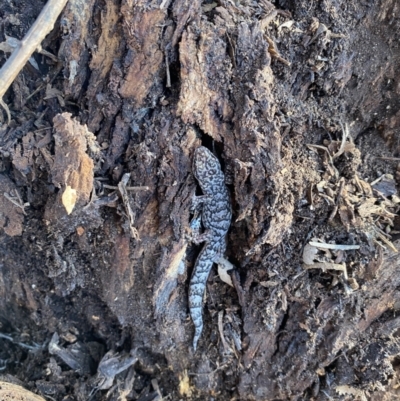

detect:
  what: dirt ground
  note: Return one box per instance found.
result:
[1,0,400,400]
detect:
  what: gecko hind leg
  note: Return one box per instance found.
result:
[189,215,213,245]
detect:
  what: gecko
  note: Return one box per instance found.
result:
[189,146,232,350]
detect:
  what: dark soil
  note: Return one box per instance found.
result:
[1,0,400,400]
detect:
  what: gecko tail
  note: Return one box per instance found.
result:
[189,248,215,350]
[192,310,203,351]
[189,296,204,351]
[189,283,207,351]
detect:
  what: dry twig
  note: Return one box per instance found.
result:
[0,0,68,124]
[4,189,29,214]
[308,241,360,251]
[218,311,232,354]
[328,177,345,222]
[303,262,348,280]
[332,122,351,160]
[118,173,140,240]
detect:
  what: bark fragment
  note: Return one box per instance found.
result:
[0,174,24,236]
[44,112,95,222]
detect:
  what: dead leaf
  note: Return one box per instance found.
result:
[217,257,235,287]
[335,385,367,401]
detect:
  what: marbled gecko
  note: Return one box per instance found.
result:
[189,146,232,350]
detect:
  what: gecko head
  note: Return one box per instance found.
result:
[193,146,221,180]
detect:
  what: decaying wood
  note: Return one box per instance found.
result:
[44,112,95,223]
[2,0,400,400]
[0,174,25,236]
[0,381,45,401]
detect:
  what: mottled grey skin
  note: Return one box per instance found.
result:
[189,146,231,350]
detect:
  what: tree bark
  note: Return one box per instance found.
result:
[1,0,400,400]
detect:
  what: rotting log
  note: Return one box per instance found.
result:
[1,0,400,400]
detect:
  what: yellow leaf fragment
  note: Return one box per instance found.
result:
[178,370,192,397]
[62,185,77,215]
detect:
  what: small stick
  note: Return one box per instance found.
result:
[25,84,46,101]
[0,0,68,123]
[3,190,28,215]
[332,122,349,160]
[218,311,232,353]
[374,230,398,253]
[0,99,10,124]
[328,177,345,222]
[370,175,384,186]
[265,36,291,66]
[151,379,163,401]
[318,193,335,204]
[118,173,140,240]
[0,332,42,350]
[165,48,171,88]
[303,262,348,280]
[309,241,360,251]
[103,184,150,191]
[375,157,400,161]
[307,143,339,179]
